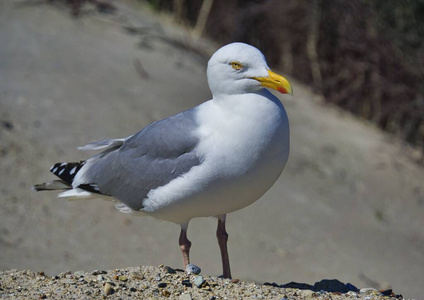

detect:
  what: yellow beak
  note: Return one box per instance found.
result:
[252,69,293,95]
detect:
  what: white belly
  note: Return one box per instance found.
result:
[143,91,289,224]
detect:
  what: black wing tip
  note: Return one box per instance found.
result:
[50,161,86,184]
[77,183,102,194]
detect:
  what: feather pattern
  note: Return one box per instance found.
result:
[71,109,202,210]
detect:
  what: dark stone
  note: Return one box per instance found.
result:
[380,289,393,296]
[164,266,176,274]
[181,279,192,287]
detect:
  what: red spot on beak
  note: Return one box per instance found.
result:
[277,87,287,94]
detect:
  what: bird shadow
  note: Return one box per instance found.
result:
[263,279,396,297]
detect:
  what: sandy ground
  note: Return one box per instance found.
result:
[0,266,402,299]
[0,1,423,299]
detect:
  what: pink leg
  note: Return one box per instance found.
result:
[179,224,191,268]
[217,215,232,279]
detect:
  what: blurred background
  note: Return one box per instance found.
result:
[148,0,424,156]
[1,0,423,298]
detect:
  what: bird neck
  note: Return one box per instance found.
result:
[212,89,284,113]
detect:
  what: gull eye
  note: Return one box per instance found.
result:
[230,61,243,70]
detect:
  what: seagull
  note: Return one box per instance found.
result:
[33,42,293,279]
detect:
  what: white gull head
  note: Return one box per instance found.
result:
[207,42,292,97]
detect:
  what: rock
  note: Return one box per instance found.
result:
[73,271,85,278]
[181,279,192,287]
[118,275,128,282]
[162,289,171,297]
[58,271,71,277]
[360,287,380,295]
[185,264,201,275]
[193,275,205,288]
[158,282,167,288]
[231,279,240,283]
[104,283,114,295]
[164,266,176,274]
[380,289,393,296]
[298,289,315,297]
[180,293,192,300]
[130,271,144,280]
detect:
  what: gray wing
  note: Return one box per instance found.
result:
[75,109,201,210]
[77,138,127,151]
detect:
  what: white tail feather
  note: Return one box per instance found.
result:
[58,188,96,199]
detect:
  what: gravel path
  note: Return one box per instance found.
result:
[0,266,405,299]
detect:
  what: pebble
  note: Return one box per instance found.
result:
[130,271,144,280]
[381,289,393,296]
[360,287,380,294]
[193,275,205,288]
[298,289,315,297]
[181,279,192,287]
[180,293,192,300]
[58,270,71,277]
[164,266,176,274]
[104,283,114,295]
[73,271,85,278]
[119,275,128,282]
[158,282,167,288]
[185,264,201,275]
[162,289,171,297]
